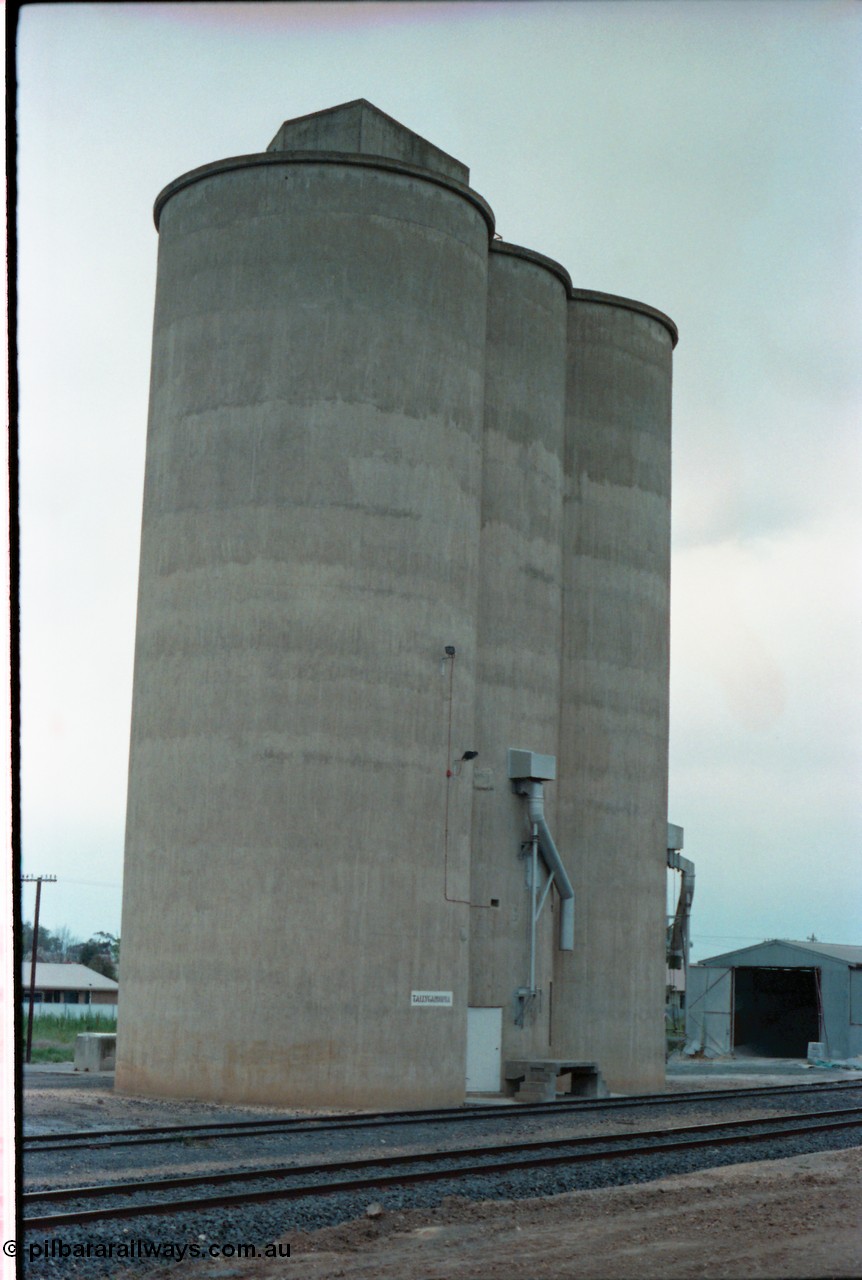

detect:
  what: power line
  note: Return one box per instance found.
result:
[60,879,121,889]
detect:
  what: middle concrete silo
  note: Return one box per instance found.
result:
[468,242,570,1078]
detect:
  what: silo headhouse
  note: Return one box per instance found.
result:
[117,100,678,1107]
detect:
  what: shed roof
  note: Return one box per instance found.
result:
[698,939,862,968]
[21,963,119,992]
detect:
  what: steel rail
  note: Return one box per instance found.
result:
[23,1107,862,1231]
[22,1079,862,1153]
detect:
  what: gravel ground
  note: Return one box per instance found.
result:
[22,1070,346,1137]
[23,1086,862,1192]
[203,1147,862,1280]
[19,1067,862,1279]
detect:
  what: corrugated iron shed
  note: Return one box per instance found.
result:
[687,939,861,1061]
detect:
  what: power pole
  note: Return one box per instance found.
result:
[22,875,57,1064]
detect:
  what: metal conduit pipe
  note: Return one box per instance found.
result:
[667,850,695,914]
[667,848,695,973]
[522,781,575,952]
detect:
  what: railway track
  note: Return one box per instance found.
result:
[23,1104,862,1231]
[22,1078,862,1152]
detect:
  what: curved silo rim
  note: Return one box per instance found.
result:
[569,287,678,349]
[490,240,573,295]
[153,150,496,236]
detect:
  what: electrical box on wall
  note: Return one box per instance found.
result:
[507,749,556,782]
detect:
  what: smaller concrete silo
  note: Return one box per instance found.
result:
[556,291,677,1092]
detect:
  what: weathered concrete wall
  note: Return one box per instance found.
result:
[469,245,569,1068]
[556,293,675,1093]
[117,140,490,1107]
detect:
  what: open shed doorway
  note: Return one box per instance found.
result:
[733,967,820,1057]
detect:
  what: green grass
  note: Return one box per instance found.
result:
[23,1010,117,1062]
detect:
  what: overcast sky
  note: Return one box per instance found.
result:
[16,1,861,961]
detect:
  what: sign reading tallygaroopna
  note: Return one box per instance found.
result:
[410,991,453,1007]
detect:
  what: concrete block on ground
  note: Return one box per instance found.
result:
[75,1033,116,1072]
[504,1058,607,1102]
[514,1080,556,1104]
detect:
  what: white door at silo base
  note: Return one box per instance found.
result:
[466,1006,503,1093]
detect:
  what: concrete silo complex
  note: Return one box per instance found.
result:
[117,100,677,1107]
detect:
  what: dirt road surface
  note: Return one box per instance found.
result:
[133,1147,861,1280]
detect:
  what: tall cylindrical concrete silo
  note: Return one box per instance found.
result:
[117,100,679,1107]
[117,102,493,1107]
[555,291,677,1092]
[467,243,569,1076]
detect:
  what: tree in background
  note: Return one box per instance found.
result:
[78,932,120,981]
[43,924,80,961]
[20,924,120,977]
[20,921,73,960]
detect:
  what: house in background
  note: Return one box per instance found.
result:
[21,963,118,1010]
[685,939,862,1061]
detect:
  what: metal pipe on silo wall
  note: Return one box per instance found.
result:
[556,290,677,1094]
[521,782,575,952]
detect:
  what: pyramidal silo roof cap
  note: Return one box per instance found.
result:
[266,99,470,186]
